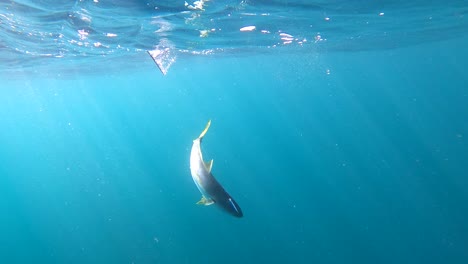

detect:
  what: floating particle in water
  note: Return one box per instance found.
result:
[185,0,206,11]
[315,34,322,42]
[279,32,294,44]
[78,29,88,40]
[199,30,209,37]
[279,32,293,38]
[240,26,256,32]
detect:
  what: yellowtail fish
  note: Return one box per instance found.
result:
[189,120,243,218]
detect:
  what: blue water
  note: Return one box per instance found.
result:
[1,1,468,263]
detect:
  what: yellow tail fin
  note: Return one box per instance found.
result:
[198,119,211,139]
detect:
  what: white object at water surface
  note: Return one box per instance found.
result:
[240,26,256,32]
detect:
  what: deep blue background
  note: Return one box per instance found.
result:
[1,37,468,263]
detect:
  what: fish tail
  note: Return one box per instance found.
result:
[198,119,211,139]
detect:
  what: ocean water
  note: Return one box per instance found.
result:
[1,0,468,263]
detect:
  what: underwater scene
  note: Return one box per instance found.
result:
[1,0,468,263]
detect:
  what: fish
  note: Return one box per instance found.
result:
[189,120,243,218]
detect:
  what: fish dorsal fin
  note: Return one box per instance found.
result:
[204,159,213,172]
[196,196,214,206]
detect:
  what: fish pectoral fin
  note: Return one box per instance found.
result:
[204,159,213,172]
[196,196,215,206]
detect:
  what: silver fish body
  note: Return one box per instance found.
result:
[189,120,243,218]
